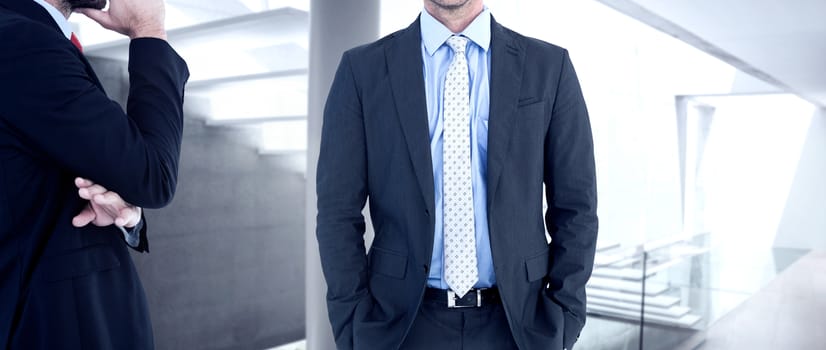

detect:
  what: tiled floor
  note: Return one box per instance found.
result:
[695,250,826,349]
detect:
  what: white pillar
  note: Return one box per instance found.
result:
[306,1,380,349]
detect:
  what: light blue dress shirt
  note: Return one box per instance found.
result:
[421,8,495,289]
[33,0,141,248]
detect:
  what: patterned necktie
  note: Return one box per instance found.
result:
[442,35,478,298]
[70,33,83,52]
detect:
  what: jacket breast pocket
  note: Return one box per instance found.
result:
[368,245,408,279]
[42,244,120,282]
[517,97,546,118]
[514,98,548,150]
[525,249,550,282]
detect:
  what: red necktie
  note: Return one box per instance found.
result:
[70,33,83,52]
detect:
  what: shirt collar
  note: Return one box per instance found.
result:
[32,0,72,39]
[421,6,491,56]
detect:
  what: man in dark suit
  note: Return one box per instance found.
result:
[0,0,188,348]
[316,1,598,349]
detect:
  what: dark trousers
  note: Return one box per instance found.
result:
[399,291,519,350]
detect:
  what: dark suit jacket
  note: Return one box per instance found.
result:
[317,16,598,350]
[0,0,188,348]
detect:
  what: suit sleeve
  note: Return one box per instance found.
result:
[315,52,371,350]
[543,50,598,350]
[0,21,189,209]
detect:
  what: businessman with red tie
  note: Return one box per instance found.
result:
[0,0,188,348]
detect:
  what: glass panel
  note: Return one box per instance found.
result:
[580,241,644,350]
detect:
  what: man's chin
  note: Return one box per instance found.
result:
[68,0,107,11]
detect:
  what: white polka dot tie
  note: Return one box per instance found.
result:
[442,35,478,298]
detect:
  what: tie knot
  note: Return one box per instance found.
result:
[446,35,468,54]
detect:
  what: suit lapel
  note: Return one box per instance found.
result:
[386,18,436,215]
[77,55,105,89]
[486,18,524,208]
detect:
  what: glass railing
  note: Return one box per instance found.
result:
[576,233,808,349]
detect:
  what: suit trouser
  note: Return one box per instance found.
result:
[399,291,519,350]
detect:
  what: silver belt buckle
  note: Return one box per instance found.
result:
[447,289,483,308]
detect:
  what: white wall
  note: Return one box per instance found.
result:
[690,94,815,250]
[775,108,826,250]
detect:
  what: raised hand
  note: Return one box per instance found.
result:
[76,0,167,40]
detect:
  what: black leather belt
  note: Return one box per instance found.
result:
[424,287,500,308]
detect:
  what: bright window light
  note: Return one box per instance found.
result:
[260,120,308,154]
